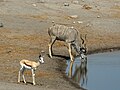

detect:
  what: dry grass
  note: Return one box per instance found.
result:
[111,5,120,10]
[30,15,48,20]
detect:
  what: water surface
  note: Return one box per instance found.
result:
[66,51,120,90]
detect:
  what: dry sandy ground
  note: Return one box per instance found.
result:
[0,0,120,90]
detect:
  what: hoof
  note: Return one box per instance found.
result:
[33,83,36,85]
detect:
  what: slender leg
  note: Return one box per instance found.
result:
[21,68,26,84]
[68,43,74,62]
[68,61,74,78]
[18,70,21,83]
[48,36,56,58]
[22,75,26,84]
[31,69,36,85]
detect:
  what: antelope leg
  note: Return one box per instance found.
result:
[48,36,56,58]
[68,61,74,78]
[18,70,21,83]
[68,43,74,62]
[32,69,36,85]
[21,68,26,84]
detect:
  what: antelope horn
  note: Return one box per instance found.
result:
[40,50,45,57]
[84,34,87,48]
[85,34,87,41]
[80,34,85,45]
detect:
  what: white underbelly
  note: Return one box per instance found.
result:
[23,64,32,70]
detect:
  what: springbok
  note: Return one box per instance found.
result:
[48,24,87,62]
[18,51,45,85]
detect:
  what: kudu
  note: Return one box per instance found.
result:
[48,24,87,62]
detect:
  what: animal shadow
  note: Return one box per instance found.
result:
[18,81,33,85]
[48,54,70,60]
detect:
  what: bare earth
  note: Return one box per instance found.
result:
[0,0,120,90]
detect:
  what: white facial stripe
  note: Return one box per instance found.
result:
[39,57,44,63]
[82,49,85,52]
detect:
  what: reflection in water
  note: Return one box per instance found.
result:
[67,57,88,87]
[66,51,120,90]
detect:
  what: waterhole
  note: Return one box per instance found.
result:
[66,51,120,90]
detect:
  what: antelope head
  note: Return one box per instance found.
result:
[39,50,45,64]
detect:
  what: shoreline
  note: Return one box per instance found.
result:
[59,46,120,89]
[88,47,120,55]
